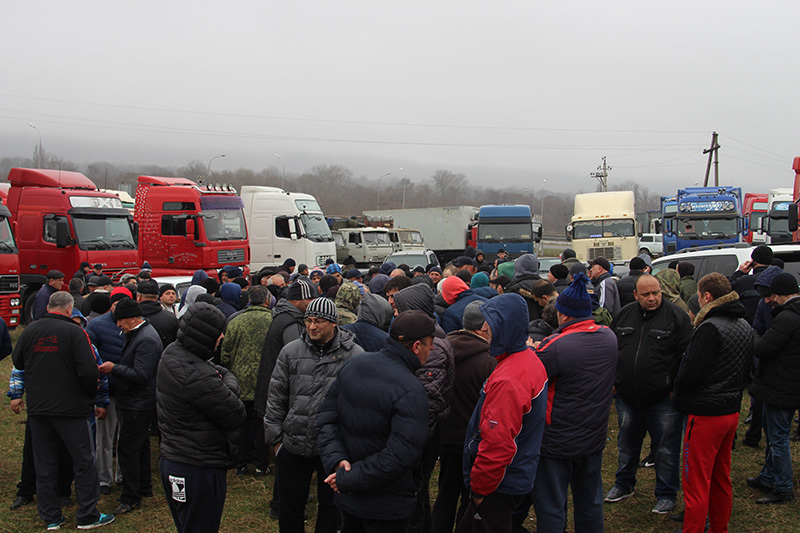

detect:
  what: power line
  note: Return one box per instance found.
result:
[0,113,718,152]
[720,134,793,162]
[0,93,708,135]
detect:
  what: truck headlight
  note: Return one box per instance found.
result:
[10,298,19,307]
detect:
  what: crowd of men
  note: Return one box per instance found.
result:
[3,244,799,532]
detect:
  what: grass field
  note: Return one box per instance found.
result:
[0,330,798,532]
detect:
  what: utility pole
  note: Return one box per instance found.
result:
[703,132,720,187]
[591,156,610,191]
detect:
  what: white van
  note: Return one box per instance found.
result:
[638,233,664,257]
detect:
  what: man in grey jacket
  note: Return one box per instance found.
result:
[264,297,363,533]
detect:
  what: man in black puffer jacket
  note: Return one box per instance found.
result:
[674,273,753,531]
[607,274,692,515]
[316,311,434,532]
[747,272,800,505]
[157,302,246,533]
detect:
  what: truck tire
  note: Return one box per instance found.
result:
[638,248,650,256]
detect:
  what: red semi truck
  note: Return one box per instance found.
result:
[135,176,249,277]
[5,168,139,323]
[0,200,21,328]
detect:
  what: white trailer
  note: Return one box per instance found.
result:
[362,206,478,263]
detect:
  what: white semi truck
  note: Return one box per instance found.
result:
[240,186,335,270]
[566,191,638,263]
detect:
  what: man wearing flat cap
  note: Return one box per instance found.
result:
[98,298,162,516]
[316,310,437,532]
[33,270,65,321]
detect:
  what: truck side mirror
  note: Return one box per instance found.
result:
[536,226,543,242]
[654,220,661,234]
[56,219,71,248]
[185,218,196,240]
[132,221,139,243]
[288,218,299,241]
[789,204,798,232]
[565,224,573,241]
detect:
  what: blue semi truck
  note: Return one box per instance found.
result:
[672,186,742,252]
[660,195,678,254]
[476,204,541,259]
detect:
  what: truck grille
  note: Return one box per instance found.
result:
[0,275,20,294]
[217,248,245,263]
[588,246,622,261]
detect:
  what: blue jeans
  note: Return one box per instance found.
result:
[759,405,794,494]
[613,395,682,500]
[533,452,604,533]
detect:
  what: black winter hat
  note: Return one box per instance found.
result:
[629,257,647,271]
[113,298,142,320]
[549,263,569,280]
[770,273,799,296]
[751,245,774,265]
[137,280,159,295]
[159,283,176,297]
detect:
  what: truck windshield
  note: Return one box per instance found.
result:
[202,209,247,241]
[300,213,333,242]
[572,219,636,239]
[478,223,532,242]
[676,217,738,239]
[0,218,17,254]
[363,232,391,245]
[73,215,136,250]
[399,231,424,245]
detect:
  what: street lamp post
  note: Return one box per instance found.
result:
[399,167,408,209]
[29,123,42,168]
[275,154,285,190]
[376,172,392,210]
[207,154,226,179]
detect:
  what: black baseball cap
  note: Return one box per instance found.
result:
[390,310,445,342]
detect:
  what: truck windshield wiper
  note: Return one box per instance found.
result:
[81,238,111,250]
[0,241,15,253]
[110,238,135,248]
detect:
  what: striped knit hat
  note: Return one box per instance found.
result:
[286,278,315,300]
[305,297,338,323]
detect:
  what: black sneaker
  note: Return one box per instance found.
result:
[10,495,33,510]
[236,465,248,475]
[756,490,795,504]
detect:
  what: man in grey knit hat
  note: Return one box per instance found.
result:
[264,296,363,532]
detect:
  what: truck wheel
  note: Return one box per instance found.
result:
[23,293,37,325]
[638,248,650,256]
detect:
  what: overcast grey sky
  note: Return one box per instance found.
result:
[2,1,799,196]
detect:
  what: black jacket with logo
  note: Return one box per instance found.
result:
[12,312,97,418]
[612,299,693,407]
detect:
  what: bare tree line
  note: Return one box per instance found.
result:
[0,151,665,235]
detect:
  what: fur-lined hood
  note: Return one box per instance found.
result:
[693,291,740,328]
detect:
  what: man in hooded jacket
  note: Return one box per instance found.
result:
[156,302,246,533]
[340,293,392,352]
[504,254,543,321]
[459,293,549,533]
[441,276,488,333]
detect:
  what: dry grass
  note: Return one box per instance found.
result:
[0,326,798,532]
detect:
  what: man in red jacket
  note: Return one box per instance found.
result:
[459,293,549,533]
